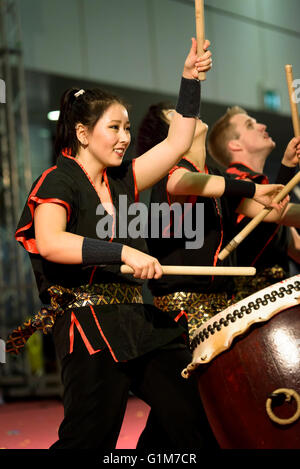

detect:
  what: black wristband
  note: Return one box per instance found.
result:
[223,177,256,199]
[82,237,123,266]
[275,164,296,185]
[176,77,201,118]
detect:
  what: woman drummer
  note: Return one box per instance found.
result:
[7,38,219,449]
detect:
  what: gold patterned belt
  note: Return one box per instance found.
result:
[61,283,143,308]
[154,291,233,339]
[234,265,287,302]
[6,283,143,355]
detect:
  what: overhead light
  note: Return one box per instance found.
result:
[47,110,60,121]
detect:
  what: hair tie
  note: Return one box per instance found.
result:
[74,89,85,98]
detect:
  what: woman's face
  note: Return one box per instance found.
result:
[85,102,131,167]
[162,109,208,138]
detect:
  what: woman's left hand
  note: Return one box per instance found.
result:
[183,38,212,80]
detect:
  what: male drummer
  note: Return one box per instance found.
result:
[207,107,300,299]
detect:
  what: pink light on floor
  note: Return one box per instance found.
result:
[0,397,150,449]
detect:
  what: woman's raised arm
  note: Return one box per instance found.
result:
[134,38,212,192]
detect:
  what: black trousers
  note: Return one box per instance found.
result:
[50,329,218,450]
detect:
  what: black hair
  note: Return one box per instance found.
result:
[135,101,174,156]
[54,87,129,156]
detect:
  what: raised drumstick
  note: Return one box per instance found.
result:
[195,0,206,81]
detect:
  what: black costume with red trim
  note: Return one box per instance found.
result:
[15,151,186,362]
[14,151,218,449]
[226,162,290,273]
[147,157,242,297]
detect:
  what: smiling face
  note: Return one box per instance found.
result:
[229,113,276,156]
[83,102,131,167]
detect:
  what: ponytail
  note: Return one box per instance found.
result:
[54,88,78,157]
[54,87,128,157]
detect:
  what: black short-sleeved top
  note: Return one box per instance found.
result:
[16,151,186,361]
[147,157,242,296]
[226,162,290,272]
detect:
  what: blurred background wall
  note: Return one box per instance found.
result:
[18,0,300,182]
[0,0,299,398]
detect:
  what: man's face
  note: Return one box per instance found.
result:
[229,113,276,155]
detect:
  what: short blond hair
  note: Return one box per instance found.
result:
[207,106,247,167]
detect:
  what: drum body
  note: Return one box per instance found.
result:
[185,276,300,449]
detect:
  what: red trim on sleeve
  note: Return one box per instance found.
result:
[14,236,38,254]
[89,305,119,362]
[15,165,65,254]
[132,159,139,203]
[30,197,71,221]
[69,311,101,355]
[15,197,72,254]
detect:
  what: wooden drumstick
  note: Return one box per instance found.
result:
[285,65,300,137]
[120,265,256,276]
[218,171,300,260]
[195,0,206,81]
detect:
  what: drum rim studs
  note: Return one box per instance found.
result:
[190,280,300,354]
